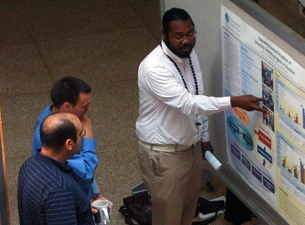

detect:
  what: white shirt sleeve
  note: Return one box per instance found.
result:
[141,67,232,117]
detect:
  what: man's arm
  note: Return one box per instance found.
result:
[81,116,93,138]
[142,68,267,117]
[45,190,78,224]
[201,141,214,160]
[67,137,98,188]
[67,116,98,189]
[198,115,214,159]
[45,189,94,225]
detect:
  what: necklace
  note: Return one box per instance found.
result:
[161,43,201,125]
[165,54,198,95]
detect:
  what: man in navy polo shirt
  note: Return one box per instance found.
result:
[18,112,94,224]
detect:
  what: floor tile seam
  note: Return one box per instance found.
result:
[126,0,161,43]
[10,1,56,78]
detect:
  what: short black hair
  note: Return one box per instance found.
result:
[50,76,91,108]
[162,8,194,35]
[40,115,77,151]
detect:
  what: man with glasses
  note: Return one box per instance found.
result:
[19,112,95,224]
[136,8,267,225]
[32,76,100,200]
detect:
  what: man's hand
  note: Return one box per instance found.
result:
[231,95,268,113]
[81,116,93,138]
[91,196,112,215]
[201,141,214,160]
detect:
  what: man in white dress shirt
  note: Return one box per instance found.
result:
[136,8,267,225]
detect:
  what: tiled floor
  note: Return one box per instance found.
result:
[1,1,160,224]
[1,0,304,224]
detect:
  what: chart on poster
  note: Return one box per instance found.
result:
[221,5,305,225]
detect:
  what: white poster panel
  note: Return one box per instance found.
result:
[222,5,305,225]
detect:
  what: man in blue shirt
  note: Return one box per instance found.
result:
[32,76,100,199]
[19,112,95,225]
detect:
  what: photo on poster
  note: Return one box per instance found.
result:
[262,105,274,131]
[261,61,274,90]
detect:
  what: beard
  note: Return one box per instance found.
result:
[164,39,195,58]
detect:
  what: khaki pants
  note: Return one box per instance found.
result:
[138,144,202,225]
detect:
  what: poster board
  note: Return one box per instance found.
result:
[0,105,9,225]
[160,0,305,224]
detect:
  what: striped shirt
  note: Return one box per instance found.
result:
[18,152,94,225]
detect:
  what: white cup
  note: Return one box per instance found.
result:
[205,151,222,170]
[92,200,110,225]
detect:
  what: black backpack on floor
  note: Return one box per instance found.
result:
[119,191,225,225]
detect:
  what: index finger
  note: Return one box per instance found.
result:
[253,105,268,113]
[255,97,267,102]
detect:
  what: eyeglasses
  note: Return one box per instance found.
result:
[171,30,197,41]
[80,129,86,137]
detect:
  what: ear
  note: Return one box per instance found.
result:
[61,102,72,111]
[65,139,74,151]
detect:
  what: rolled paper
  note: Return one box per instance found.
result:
[205,151,222,170]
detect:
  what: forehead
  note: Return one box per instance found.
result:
[168,19,194,33]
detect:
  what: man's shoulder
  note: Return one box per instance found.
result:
[21,156,74,187]
[141,45,166,64]
[34,104,53,128]
[37,105,53,120]
[19,155,35,173]
[19,156,52,184]
[140,46,171,72]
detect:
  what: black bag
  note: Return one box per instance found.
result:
[119,191,152,225]
[193,197,225,225]
[119,192,225,225]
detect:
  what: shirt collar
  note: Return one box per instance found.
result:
[161,40,186,64]
[34,150,73,174]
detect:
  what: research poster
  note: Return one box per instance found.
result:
[221,5,305,225]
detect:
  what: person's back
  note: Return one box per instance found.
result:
[19,112,94,224]
[18,153,93,225]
